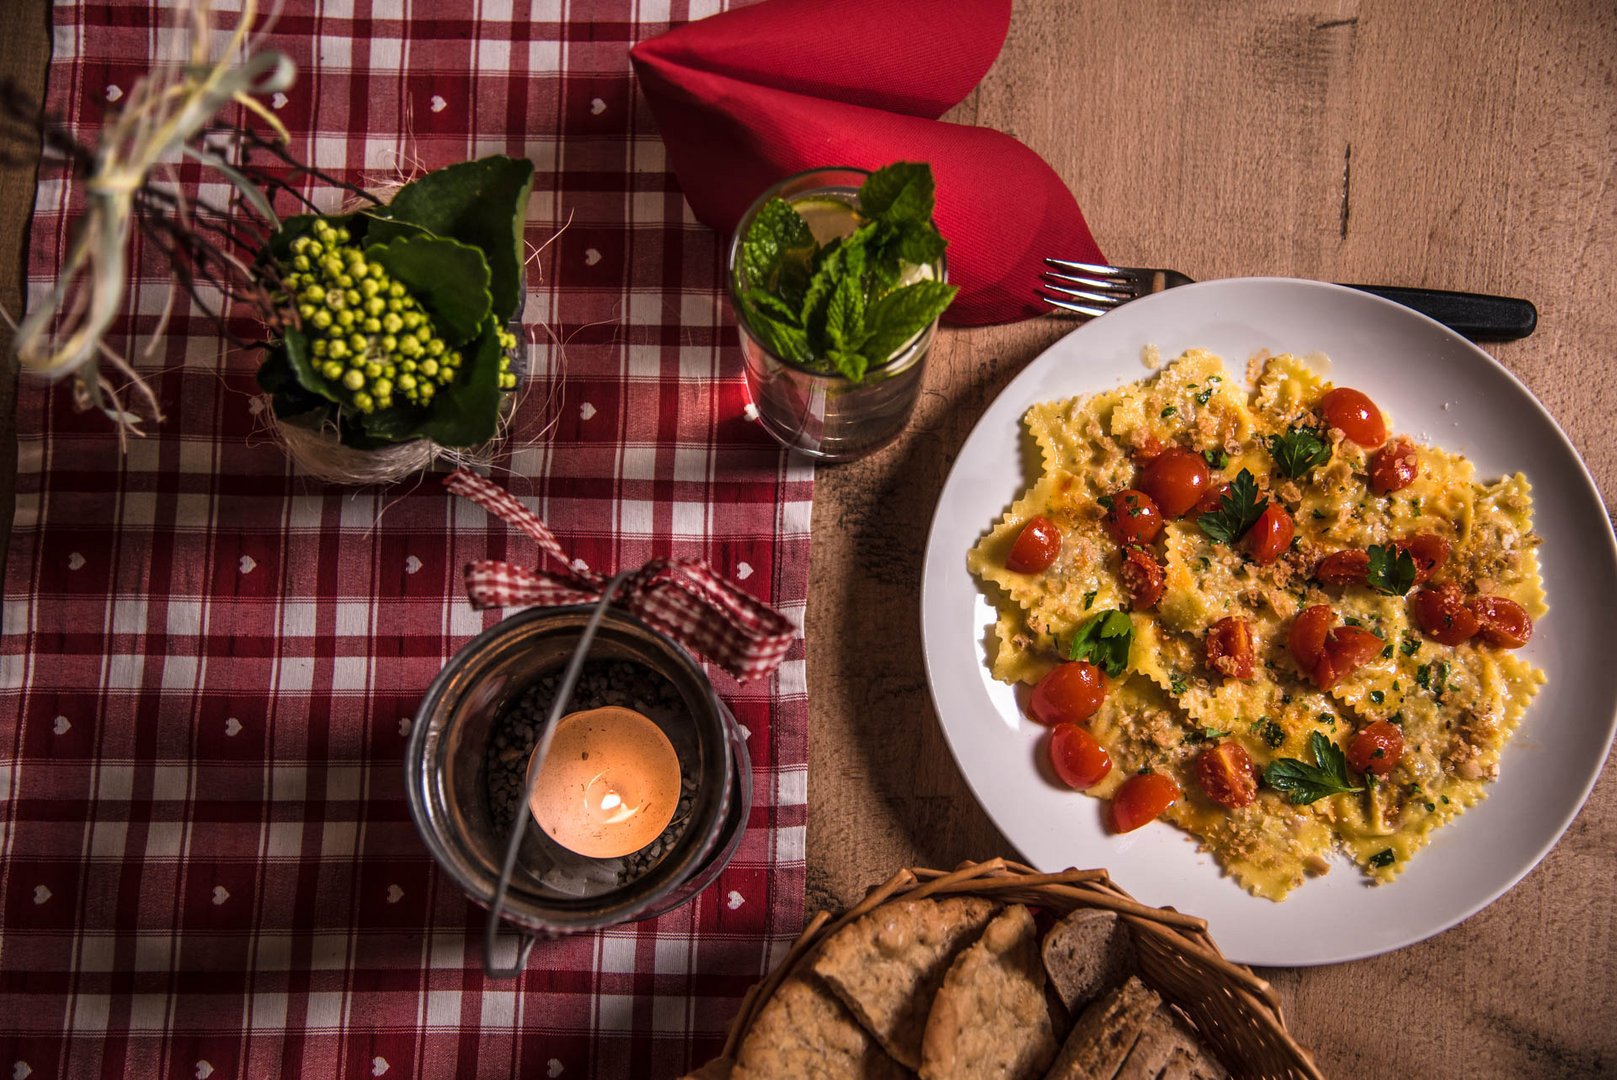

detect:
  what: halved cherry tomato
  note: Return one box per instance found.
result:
[1006,514,1063,573]
[1139,448,1211,518]
[1194,482,1230,516]
[1049,723,1113,790]
[1370,439,1419,494]
[1471,595,1533,648]
[1110,772,1182,833]
[1324,626,1384,683]
[1347,721,1405,776]
[1104,490,1163,546]
[1243,503,1294,564]
[1030,661,1106,726]
[1195,742,1258,809]
[1395,533,1451,585]
[1315,549,1370,585]
[1289,605,1333,670]
[1206,616,1255,680]
[1121,545,1165,610]
[1412,582,1480,645]
[1319,387,1388,447]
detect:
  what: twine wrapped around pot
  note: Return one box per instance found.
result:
[712,858,1323,1080]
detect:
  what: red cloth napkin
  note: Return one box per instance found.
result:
[631,0,1106,326]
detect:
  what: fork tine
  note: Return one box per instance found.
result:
[1038,292,1110,318]
[1042,270,1133,294]
[1044,257,1126,276]
[1041,281,1126,308]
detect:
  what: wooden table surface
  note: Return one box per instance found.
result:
[3,2,1615,1077]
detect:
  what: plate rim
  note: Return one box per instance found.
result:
[919,276,1617,966]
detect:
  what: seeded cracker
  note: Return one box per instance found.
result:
[919,905,1055,1080]
[811,896,998,1069]
[731,975,908,1080]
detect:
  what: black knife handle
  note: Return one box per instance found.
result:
[1338,284,1538,342]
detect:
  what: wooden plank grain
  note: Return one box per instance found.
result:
[805,1,1617,1077]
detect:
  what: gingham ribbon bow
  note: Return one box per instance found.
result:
[445,469,796,682]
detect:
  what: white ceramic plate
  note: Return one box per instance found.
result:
[921,278,1617,966]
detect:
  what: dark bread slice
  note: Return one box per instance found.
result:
[1041,909,1137,1014]
[1042,975,1160,1080]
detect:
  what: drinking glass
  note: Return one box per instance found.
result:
[727,167,946,462]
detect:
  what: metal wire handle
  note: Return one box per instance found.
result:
[482,570,633,979]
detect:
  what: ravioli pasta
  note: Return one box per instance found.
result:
[968,348,1547,900]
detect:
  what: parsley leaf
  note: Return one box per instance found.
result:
[1268,424,1333,479]
[1196,468,1268,546]
[1416,663,1432,691]
[1082,589,1097,610]
[1263,731,1365,805]
[1365,543,1418,595]
[1368,848,1396,869]
[1400,633,1421,657]
[1160,405,1178,419]
[1202,448,1228,470]
[1184,726,1230,744]
[1067,609,1133,677]
[1253,716,1286,749]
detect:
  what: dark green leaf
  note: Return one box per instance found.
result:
[825,349,869,382]
[743,288,801,329]
[742,197,816,296]
[366,235,492,347]
[894,221,947,266]
[274,327,341,404]
[1365,543,1418,596]
[258,338,334,422]
[1196,468,1269,546]
[745,308,813,366]
[1268,424,1333,479]
[1368,848,1396,869]
[361,314,504,448]
[1067,609,1133,677]
[366,155,535,322]
[858,161,935,223]
[1203,448,1228,470]
[860,279,957,363]
[1262,731,1364,805]
[1253,717,1286,749]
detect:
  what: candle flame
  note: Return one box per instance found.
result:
[585,772,643,826]
[599,791,623,812]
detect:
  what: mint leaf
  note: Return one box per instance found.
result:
[858,162,935,223]
[744,288,801,329]
[1067,609,1133,677]
[747,310,812,365]
[825,271,867,353]
[743,198,815,294]
[860,279,957,363]
[1263,731,1364,805]
[895,220,947,266]
[826,349,868,382]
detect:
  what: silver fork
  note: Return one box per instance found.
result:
[1039,259,1538,342]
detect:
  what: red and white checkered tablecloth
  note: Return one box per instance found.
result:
[1,2,810,1077]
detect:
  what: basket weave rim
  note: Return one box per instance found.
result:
[718,858,1323,1080]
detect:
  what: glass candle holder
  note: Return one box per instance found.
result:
[727,167,947,462]
[405,605,749,945]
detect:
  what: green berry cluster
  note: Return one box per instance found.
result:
[280,220,519,414]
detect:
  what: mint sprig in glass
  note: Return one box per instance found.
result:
[728,163,958,461]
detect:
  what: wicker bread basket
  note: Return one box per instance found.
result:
[716,858,1322,1080]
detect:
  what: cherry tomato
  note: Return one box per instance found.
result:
[1120,545,1165,610]
[1369,439,1419,494]
[1471,595,1533,648]
[1319,387,1388,447]
[1030,661,1106,726]
[1130,436,1165,468]
[1289,605,1333,670]
[1195,742,1258,809]
[1049,723,1113,790]
[1243,503,1294,565]
[1347,721,1405,776]
[1395,533,1451,585]
[1007,514,1063,573]
[1315,549,1370,585]
[1139,448,1211,518]
[1206,616,1255,680]
[1104,490,1163,546]
[1325,626,1384,682]
[1110,772,1182,833]
[1194,482,1230,516]
[1412,582,1480,645]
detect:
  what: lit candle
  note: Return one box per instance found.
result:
[527,706,682,859]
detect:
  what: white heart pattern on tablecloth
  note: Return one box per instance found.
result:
[33,886,50,905]
[726,890,744,910]
[387,884,403,904]
[212,886,229,906]
[225,718,242,737]
[735,562,753,580]
[404,555,423,575]
[579,402,596,421]
[194,1063,212,1080]
[429,95,446,113]
[105,85,122,102]
[372,1057,390,1077]
[239,555,256,574]
[14,1062,32,1080]
[398,717,412,737]
[68,552,85,571]
[52,716,70,736]
[271,92,288,110]
[590,98,606,115]
[584,248,601,266]
[742,403,760,422]
[546,1060,564,1078]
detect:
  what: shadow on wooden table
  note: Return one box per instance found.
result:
[804,318,1072,912]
